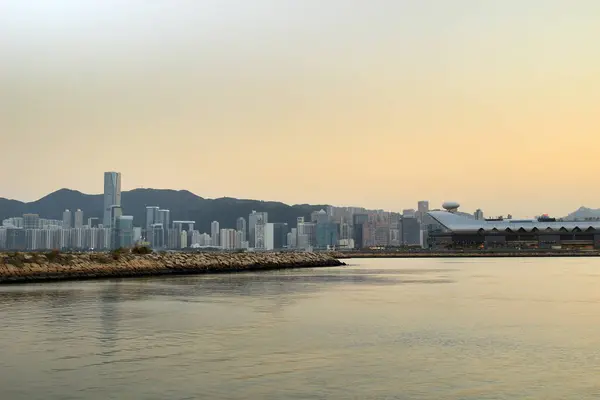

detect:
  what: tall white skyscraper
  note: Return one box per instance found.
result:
[255,222,266,249]
[211,221,220,246]
[248,211,268,248]
[62,209,72,229]
[264,223,275,250]
[74,209,84,229]
[103,171,122,228]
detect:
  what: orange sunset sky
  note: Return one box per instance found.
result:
[1,0,599,217]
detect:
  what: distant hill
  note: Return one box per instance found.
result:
[0,189,329,232]
[563,206,600,221]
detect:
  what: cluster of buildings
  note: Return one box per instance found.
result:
[0,169,436,251]
[143,203,435,251]
[17,171,592,252]
[0,172,137,251]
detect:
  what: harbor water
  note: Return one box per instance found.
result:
[1,257,600,399]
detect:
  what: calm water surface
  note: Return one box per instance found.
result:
[2,257,600,399]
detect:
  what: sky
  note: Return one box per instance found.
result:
[1,0,599,217]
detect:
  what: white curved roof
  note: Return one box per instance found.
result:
[428,210,600,233]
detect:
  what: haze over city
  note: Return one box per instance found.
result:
[2,0,599,217]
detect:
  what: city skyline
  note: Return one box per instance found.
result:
[0,182,597,220]
[3,170,600,252]
[2,1,600,217]
[0,171,429,251]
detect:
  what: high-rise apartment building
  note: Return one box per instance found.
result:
[316,221,338,249]
[157,209,170,229]
[248,211,268,248]
[62,209,72,229]
[402,216,421,247]
[211,221,220,247]
[352,214,368,249]
[220,229,237,250]
[235,230,245,249]
[288,228,298,249]
[236,217,247,242]
[265,223,289,250]
[145,206,160,232]
[296,218,316,250]
[474,209,484,220]
[156,209,170,244]
[417,200,431,226]
[114,215,134,249]
[74,209,84,229]
[23,214,40,230]
[103,171,122,228]
[149,223,165,248]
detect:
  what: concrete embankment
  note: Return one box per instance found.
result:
[334,251,600,259]
[0,251,345,284]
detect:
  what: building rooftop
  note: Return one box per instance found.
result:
[428,210,600,233]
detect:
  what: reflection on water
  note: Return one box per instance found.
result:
[1,258,600,399]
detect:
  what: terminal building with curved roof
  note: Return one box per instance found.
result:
[427,207,600,250]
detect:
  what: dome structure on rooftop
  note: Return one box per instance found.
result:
[442,201,460,212]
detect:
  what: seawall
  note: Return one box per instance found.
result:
[0,251,345,284]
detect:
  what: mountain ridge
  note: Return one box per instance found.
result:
[0,188,329,232]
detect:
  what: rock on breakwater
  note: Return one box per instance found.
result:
[0,251,346,284]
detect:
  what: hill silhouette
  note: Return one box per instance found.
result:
[0,189,329,232]
[563,206,600,221]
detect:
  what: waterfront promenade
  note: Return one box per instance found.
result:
[0,251,345,284]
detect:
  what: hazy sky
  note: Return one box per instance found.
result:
[1,0,599,217]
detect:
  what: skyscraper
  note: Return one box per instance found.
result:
[236,217,247,242]
[265,223,289,250]
[211,221,220,247]
[103,171,122,228]
[74,209,84,229]
[62,209,72,229]
[220,229,237,250]
[248,211,268,248]
[296,217,316,250]
[316,222,339,249]
[145,206,160,232]
[115,216,134,248]
[156,209,170,229]
[156,209,170,245]
[402,216,421,247]
[352,214,368,249]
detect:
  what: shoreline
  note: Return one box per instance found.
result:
[0,251,345,285]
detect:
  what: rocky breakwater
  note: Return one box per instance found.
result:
[0,251,346,284]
